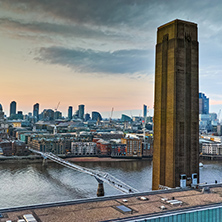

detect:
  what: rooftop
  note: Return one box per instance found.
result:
[1,185,222,222]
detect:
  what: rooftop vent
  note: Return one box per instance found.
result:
[115,205,133,214]
[160,205,166,210]
[140,196,148,201]
[202,187,211,193]
[166,200,183,205]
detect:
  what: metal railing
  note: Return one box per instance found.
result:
[29,148,139,194]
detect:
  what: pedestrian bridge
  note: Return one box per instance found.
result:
[29,149,139,196]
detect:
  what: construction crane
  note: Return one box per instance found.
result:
[55,102,60,112]
[109,107,114,123]
[218,109,221,123]
[54,102,61,131]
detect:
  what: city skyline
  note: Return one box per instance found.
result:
[1,1,222,117]
[0,100,153,119]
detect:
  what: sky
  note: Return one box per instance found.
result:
[0,0,222,119]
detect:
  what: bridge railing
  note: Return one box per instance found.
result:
[29,149,139,194]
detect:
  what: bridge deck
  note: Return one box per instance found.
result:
[29,149,139,194]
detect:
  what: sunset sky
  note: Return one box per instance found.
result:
[1,0,222,118]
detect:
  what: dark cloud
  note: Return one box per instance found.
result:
[0,0,156,26]
[1,0,222,33]
[0,17,125,40]
[1,0,222,27]
[36,47,151,74]
[1,0,222,77]
[1,0,222,48]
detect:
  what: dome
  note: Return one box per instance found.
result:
[0,104,2,112]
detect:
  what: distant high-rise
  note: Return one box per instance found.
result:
[92,111,102,121]
[33,103,39,122]
[85,113,90,121]
[78,104,85,120]
[10,101,16,117]
[143,105,147,121]
[54,111,62,119]
[43,109,54,121]
[73,110,79,119]
[0,103,4,120]
[152,20,199,190]
[199,93,209,114]
[121,114,132,122]
[68,106,73,120]
[17,111,23,120]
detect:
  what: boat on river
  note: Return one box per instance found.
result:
[199,162,203,167]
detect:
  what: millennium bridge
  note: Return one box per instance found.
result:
[29,149,139,196]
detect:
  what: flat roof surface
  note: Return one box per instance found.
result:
[1,186,222,222]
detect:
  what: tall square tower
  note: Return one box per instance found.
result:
[152,20,199,190]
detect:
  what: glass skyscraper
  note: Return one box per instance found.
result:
[10,101,16,117]
[199,92,209,114]
[68,106,73,120]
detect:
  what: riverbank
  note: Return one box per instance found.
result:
[1,154,222,164]
[0,155,150,164]
[0,155,43,163]
[200,155,222,160]
[66,156,138,162]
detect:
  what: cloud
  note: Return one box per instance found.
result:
[36,47,151,74]
[2,1,222,34]
[210,100,222,105]
[1,0,221,27]
[0,0,155,26]
[0,17,126,41]
[2,1,222,78]
[2,1,222,50]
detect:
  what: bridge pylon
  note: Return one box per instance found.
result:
[42,156,48,166]
[29,149,139,195]
[95,177,104,197]
[97,182,104,197]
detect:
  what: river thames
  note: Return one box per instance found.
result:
[0,159,221,209]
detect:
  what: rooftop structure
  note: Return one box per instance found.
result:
[1,185,222,221]
[153,19,199,190]
[68,106,73,120]
[10,101,16,117]
[33,103,39,122]
[199,92,209,114]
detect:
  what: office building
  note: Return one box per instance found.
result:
[199,92,209,114]
[121,134,142,158]
[143,104,147,122]
[152,20,199,190]
[54,111,62,119]
[92,111,102,121]
[33,103,39,122]
[85,113,90,121]
[0,104,4,120]
[10,101,16,117]
[42,109,54,121]
[68,106,73,120]
[71,142,97,156]
[17,111,23,120]
[78,104,85,120]
[199,113,218,132]
[121,114,132,122]
[73,110,79,119]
